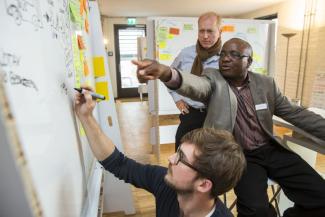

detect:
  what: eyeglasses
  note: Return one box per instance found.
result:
[218,50,250,60]
[175,146,201,173]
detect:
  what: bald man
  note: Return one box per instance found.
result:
[133,38,325,217]
[168,12,221,151]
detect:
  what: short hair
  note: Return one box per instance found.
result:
[198,12,221,29]
[226,38,253,57]
[181,128,246,197]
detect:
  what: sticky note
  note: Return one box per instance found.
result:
[79,124,86,136]
[169,27,180,35]
[85,18,89,33]
[222,25,235,32]
[69,0,82,25]
[247,27,257,34]
[158,27,168,42]
[83,60,90,76]
[72,35,82,87]
[93,56,106,77]
[80,0,84,16]
[77,35,86,49]
[167,34,174,40]
[159,53,172,61]
[184,24,193,31]
[159,41,167,49]
[95,81,109,101]
[83,0,88,14]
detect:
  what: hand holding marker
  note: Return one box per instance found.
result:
[74,87,106,100]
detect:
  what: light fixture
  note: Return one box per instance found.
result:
[281,33,296,96]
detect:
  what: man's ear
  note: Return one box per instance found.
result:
[196,178,213,194]
[247,56,253,68]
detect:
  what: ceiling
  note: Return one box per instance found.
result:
[97,0,287,17]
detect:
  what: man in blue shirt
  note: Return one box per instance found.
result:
[74,87,246,217]
[169,12,221,150]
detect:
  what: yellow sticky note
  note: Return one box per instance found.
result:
[79,124,86,136]
[167,34,174,40]
[72,35,82,87]
[159,41,167,49]
[159,53,172,61]
[95,81,109,101]
[93,56,105,77]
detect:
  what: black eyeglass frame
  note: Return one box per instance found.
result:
[175,146,201,173]
[218,50,251,60]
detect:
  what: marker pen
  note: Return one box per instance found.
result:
[74,87,106,100]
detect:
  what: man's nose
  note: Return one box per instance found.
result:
[204,31,209,38]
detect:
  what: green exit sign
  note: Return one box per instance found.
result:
[127,18,136,25]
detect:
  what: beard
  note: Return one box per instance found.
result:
[164,164,196,195]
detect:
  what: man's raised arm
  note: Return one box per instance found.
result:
[132,59,181,89]
[74,86,115,161]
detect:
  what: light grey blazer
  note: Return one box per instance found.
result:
[172,68,325,147]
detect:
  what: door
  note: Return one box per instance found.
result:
[114,24,146,98]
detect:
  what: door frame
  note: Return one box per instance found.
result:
[114,24,146,98]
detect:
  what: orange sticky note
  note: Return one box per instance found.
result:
[222,25,235,32]
[169,27,180,35]
[80,0,84,16]
[83,60,89,76]
[77,35,86,49]
[85,18,89,33]
[83,0,87,13]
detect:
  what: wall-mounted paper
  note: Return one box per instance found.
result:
[84,60,90,76]
[222,25,235,32]
[159,41,167,49]
[167,34,174,40]
[169,27,180,35]
[95,81,109,101]
[159,53,172,61]
[85,18,89,33]
[184,24,193,31]
[247,27,257,34]
[72,35,82,87]
[158,27,168,42]
[69,0,82,26]
[93,56,105,77]
[77,35,86,50]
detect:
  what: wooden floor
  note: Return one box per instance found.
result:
[104,98,325,217]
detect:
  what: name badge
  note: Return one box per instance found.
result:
[255,103,268,111]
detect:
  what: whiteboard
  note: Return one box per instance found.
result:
[148,17,275,116]
[155,17,198,115]
[0,0,102,216]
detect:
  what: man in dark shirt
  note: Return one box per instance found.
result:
[133,38,325,217]
[74,88,246,217]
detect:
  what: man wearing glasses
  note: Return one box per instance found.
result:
[75,87,246,217]
[133,38,325,217]
[168,12,221,151]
